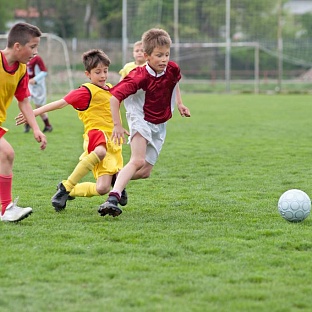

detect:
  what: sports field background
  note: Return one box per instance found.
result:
[1,94,312,311]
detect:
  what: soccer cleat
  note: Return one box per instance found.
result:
[98,195,122,217]
[43,125,53,133]
[119,189,128,206]
[1,198,32,222]
[51,182,69,211]
[24,124,30,133]
[111,174,127,206]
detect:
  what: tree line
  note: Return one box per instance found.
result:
[1,0,312,42]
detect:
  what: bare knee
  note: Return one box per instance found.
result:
[94,145,106,161]
[96,185,110,195]
[139,170,151,179]
[0,144,15,165]
[130,158,146,171]
[132,163,153,180]
[96,181,111,195]
[6,149,15,163]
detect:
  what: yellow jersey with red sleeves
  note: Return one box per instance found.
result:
[0,52,27,125]
[76,82,116,134]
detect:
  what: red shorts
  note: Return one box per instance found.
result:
[87,129,106,153]
[0,127,8,139]
[81,129,123,178]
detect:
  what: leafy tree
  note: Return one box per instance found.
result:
[0,0,24,33]
[96,0,122,38]
[297,12,312,38]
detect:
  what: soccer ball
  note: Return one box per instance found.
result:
[278,189,311,222]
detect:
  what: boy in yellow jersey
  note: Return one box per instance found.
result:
[0,22,47,222]
[16,49,128,216]
[119,41,146,80]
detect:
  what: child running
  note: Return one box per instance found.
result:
[0,22,47,222]
[25,54,53,133]
[98,28,190,217]
[16,49,128,215]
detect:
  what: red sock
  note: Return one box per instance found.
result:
[0,174,12,215]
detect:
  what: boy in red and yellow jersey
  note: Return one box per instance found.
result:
[16,49,128,216]
[0,22,47,222]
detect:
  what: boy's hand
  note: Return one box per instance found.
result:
[33,129,47,150]
[111,125,129,145]
[178,104,191,117]
[15,112,27,125]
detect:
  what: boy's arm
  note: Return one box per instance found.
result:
[175,84,191,117]
[18,98,47,150]
[33,99,68,116]
[16,99,68,125]
[29,71,47,85]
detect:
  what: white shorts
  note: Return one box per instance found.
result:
[29,84,46,106]
[126,112,167,166]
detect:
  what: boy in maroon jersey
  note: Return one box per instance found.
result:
[98,28,190,217]
[25,54,53,133]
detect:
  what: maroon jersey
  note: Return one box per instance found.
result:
[27,55,47,79]
[111,61,181,124]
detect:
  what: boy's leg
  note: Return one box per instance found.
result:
[52,151,100,211]
[35,102,53,133]
[98,133,147,217]
[0,174,12,215]
[0,137,13,214]
[111,173,128,206]
[131,162,154,180]
[0,137,32,222]
[69,182,100,197]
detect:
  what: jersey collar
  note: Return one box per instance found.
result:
[146,63,166,77]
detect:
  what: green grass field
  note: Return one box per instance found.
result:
[1,94,312,312]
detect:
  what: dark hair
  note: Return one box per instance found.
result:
[82,49,111,72]
[142,28,172,55]
[7,22,41,48]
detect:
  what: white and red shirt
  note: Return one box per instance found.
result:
[111,61,181,125]
[27,55,47,79]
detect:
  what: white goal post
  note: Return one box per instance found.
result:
[0,33,74,96]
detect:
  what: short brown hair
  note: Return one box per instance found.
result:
[142,28,172,55]
[7,22,41,48]
[82,49,111,72]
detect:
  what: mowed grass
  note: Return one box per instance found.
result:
[1,94,312,312]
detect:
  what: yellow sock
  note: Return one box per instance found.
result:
[69,182,100,197]
[63,152,100,191]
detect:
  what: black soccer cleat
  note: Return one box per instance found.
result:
[51,182,70,211]
[24,124,30,133]
[119,189,128,206]
[43,125,53,133]
[67,195,75,201]
[98,195,122,217]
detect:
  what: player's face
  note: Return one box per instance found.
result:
[86,63,109,87]
[145,45,170,73]
[133,45,145,65]
[16,37,40,64]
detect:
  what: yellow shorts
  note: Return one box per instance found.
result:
[80,130,123,179]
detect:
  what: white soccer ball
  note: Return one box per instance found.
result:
[278,189,311,222]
